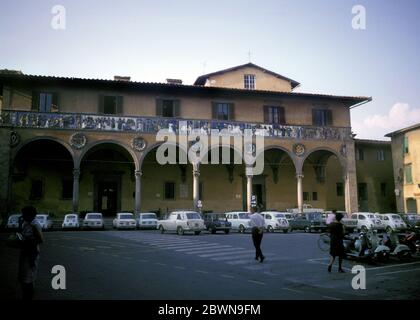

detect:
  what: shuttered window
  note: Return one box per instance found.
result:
[263,106,285,124]
[156,99,180,118]
[32,92,58,112]
[211,102,234,120]
[312,109,333,126]
[98,95,123,115]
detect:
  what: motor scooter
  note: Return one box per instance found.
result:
[344,230,390,262]
[380,232,411,261]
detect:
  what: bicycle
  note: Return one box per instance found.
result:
[318,232,330,252]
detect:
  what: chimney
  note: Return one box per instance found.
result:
[166,78,183,85]
[114,75,131,82]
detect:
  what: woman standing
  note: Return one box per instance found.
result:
[18,206,44,300]
[327,211,345,273]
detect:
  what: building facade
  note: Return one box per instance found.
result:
[386,124,420,213]
[0,63,374,218]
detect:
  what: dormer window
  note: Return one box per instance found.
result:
[244,74,255,90]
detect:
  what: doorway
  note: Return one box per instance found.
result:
[94,178,121,216]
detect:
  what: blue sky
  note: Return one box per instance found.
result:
[1,0,419,140]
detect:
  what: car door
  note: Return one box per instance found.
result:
[231,214,239,229]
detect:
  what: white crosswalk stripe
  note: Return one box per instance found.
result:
[107,232,277,268]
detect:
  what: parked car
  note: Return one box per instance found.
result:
[83,212,105,230]
[379,214,407,232]
[135,212,158,230]
[6,214,21,229]
[203,213,232,234]
[287,204,324,214]
[225,211,251,233]
[113,212,137,230]
[399,214,420,232]
[260,211,290,233]
[324,211,357,232]
[350,212,385,232]
[35,214,54,231]
[157,211,205,235]
[289,212,327,233]
[62,213,80,229]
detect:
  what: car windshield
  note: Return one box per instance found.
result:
[119,214,133,219]
[408,215,420,221]
[66,215,77,221]
[9,216,20,223]
[87,214,102,220]
[35,216,45,221]
[285,214,292,219]
[186,213,201,220]
[274,213,284,218]
[307,213,321,220]
[238,213,248,219]
[142,214,157,219]
[368,214,375,219]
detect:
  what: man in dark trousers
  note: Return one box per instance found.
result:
[249,207,266,263]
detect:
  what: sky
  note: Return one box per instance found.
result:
[0,0,419,140]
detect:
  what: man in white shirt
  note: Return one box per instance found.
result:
[249,208,266,263]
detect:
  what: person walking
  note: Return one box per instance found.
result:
[18,206,44,300]
[249,208,265,263]
[327,211,345,273]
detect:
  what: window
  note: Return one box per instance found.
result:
[244,74,255,90]
[405,164,413,184]
[377,149,385,161]
[356,147,364,161]
[312,109,332,126]
[312,192,318,201]
[380,182,387,197]
[303,192,309,201]
[156,99,180,118]
[62,179,73,199]
[30,179,43,200]
[263,106,285,124]
[358,183,368,201]
[336,183,344,197]
[31,92,58,112]
[99,95,123,115]
[164,182,175,200]
[404,137,409,154]
[212,102,234,120]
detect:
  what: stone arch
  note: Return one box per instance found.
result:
[139,141,189,170]
[76,139,139,170]
[299,146,347,174]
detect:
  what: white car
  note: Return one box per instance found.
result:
[351,212,385,232]
[83,212,104,230]
[6,214,21,229]
[225,211,251,233]
[35,214,54,230]
[135,212,158,230]
[261,211,290,233]
[113,212,137,230]
[157,211,205,235]
[380,214,407,232]
[62,213,80,229]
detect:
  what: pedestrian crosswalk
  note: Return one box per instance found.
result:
[106,232,281,268]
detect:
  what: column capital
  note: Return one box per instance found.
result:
[296,173,304,179]
[193,169,200,177]
[135,170,143,178]
[73,168,80,177]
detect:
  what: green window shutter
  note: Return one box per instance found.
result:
[326,109,333,126]
[156,98,163,116]
[263,105,269,123]
[173,99,180,117]
[405,164,413,183]
[228,103,235,120]
[211,102,218,119]
[404,137,409,154]
[116,96,123,114]
[279,107,285,124]
[98,95,104,114]
[31,91,39,111]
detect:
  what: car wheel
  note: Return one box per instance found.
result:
[224,229,230,234]
[267,225,274,233]
[177,226,184,235]
[159,225,165,234]
[304,226,310,233]
[211,229,216,234]
[283,229,288,234]
[194,231,201,235]
[238,225,245,233]
[361,225,368,232]
[386,226,392,233]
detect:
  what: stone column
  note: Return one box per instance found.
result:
[135,170,142,213]
[72,168,80,213]
[344,170,358,214]
[193,166,200,210]
[246,167,253,212]
[296,173,304,213]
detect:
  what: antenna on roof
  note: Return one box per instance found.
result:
[247,50,252,63]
